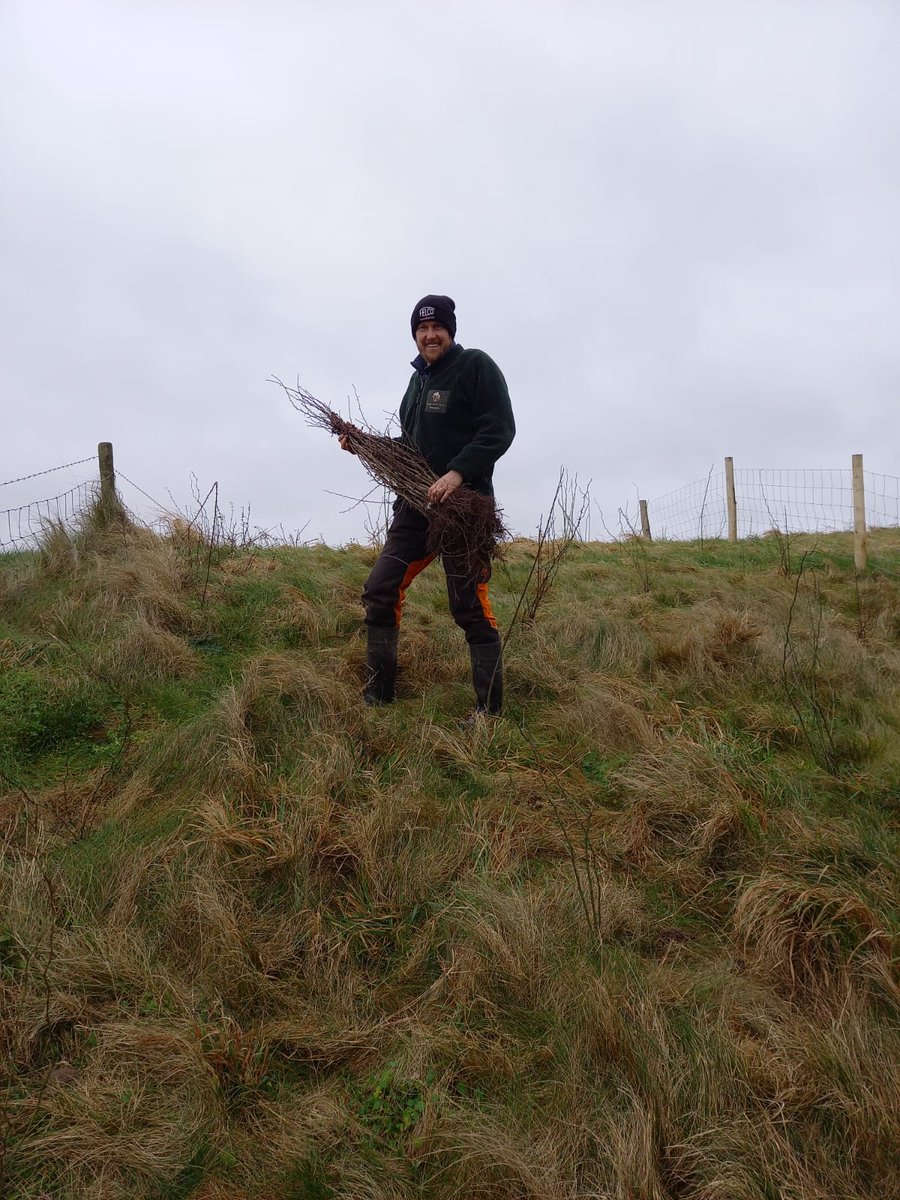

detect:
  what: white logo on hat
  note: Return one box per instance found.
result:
[419,306,435,319]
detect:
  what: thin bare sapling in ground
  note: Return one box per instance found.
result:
[508,469,591,628]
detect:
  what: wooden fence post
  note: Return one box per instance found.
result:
[98,442,115,508]
[725,456,738,542]
[852,453,867,572]
[639,499,652,541]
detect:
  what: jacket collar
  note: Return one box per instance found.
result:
[411,341,463,375]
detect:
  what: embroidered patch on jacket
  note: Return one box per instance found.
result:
[425,388,450,413]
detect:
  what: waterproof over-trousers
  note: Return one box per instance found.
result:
[362,501,500,643]
[361,501,502,708]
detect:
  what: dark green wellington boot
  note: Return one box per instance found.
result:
[469,641,503,715]
[364,626,399,705]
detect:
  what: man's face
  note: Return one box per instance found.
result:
[415,320,452,365]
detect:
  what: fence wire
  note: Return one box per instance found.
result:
[866,472,900,528]
[0,456,94,490]
[647,467,900,541]
[734,468,853,536]
[1,481,99,551]
[115,472,175,538]
[3,452,898,555]
[0,456,201,555]
[645,472,727,541]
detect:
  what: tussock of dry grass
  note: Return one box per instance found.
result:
[547,604,655,676]
[558,675,657,752]
[650,601,765,674]
[105,612,201,685]
[418,1106,565,1199]
[16,1016,220,1200]
[734,874,897,1003]
[1,521,898,1198]
[606,736,760,878]
[227,649,352,729]
[95,540,193,632]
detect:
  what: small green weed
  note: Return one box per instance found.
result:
[353,1062,432,1147]
[582,751,628,796]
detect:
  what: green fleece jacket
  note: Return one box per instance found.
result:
[398,343,515,496]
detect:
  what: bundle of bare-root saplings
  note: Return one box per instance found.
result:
[279,381,507,576]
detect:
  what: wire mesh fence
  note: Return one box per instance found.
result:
[1,481,101,551]
[0,449,299,556]
[0,453,103,551]
[733,469,855,537]
[866,472,900,528]
[643,460,900,543]
[3,447,898,557]
[641,471,727,541]
[0,446,180,553]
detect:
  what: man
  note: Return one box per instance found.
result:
[342,294,515,715]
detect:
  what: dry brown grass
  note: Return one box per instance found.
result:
[264,583,321,642]
[15,1017,220,1200]
[649,601,765,675]
[552,603,654,676]
[103,612,201,685]
[95,537,193,631]
[2,527,898,1198]
[34,520,80,578]
[733,874,897,1004]
[603,736,760,884]
[416,1105,566,1199]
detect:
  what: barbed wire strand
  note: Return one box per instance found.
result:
[0,456,94,489]
[116,471,168,511]
[0,468,171,553]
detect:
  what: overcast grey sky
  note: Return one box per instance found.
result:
[2,0,898,543]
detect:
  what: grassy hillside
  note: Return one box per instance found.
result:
[1,512,898,1199]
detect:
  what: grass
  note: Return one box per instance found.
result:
[0,510,898,1198]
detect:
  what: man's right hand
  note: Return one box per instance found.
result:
[339,434,356,454]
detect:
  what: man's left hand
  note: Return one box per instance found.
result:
[427,470,464,505]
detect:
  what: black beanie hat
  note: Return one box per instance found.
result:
[411,294,457,340]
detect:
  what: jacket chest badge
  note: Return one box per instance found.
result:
[425,388,450,413]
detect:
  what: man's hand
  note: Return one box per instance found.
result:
[338,434,356,454]
[427,470,464,504]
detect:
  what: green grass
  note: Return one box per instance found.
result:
[0,514,898,1199]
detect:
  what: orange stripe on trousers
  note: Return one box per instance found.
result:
[476,580,499,629]
[393,555,435,626]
